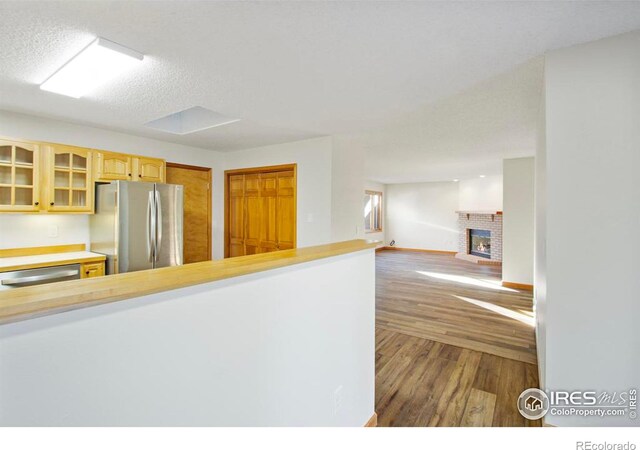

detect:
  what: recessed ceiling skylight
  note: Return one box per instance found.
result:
[144,106,241,135]
[40,37,144,98]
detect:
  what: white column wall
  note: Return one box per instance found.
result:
[541,31,640,426]
[502,157,535,285]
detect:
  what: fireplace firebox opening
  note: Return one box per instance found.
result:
[469,229,491,259]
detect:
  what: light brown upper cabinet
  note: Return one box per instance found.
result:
[94,152,165,183]
[43,144,93,213]
[224,164,297,258]
[94,151,132,181]
[0,136,167,214]
[0,138,41,212]
[134,156,165,183]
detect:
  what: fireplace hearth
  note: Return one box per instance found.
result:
[469,229,491,259]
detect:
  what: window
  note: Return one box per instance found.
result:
[364,190,383,233]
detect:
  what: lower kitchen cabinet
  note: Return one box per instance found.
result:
[81,261,105,278]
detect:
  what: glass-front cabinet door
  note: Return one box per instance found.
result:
[0,138,40,212]
[44,144,93,213]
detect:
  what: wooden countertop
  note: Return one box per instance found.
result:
[0,239,377,325]
[0,251,106,273]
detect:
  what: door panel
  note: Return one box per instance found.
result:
[154,183,183,268]
[260,196,277,252]
[276,171,296,250]
[260,173,277,252]
[45,145,93,213]
[244,174,261,254]
[277,171,295,196]
[135,157,165,182]
[95,151,131,181]
[166,165,211,263]
[225,166,296,258]
[277,195,296,250]
[0,139,40,212]
[117,181,155,273]
[228,175,245,257]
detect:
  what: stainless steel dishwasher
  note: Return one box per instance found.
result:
[0,264,81,290]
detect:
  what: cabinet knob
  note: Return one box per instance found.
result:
[50,202,54,206]
[138,174,142,177]
[34,201,39,206]
[85,271,90,275]
[128,173,132,177]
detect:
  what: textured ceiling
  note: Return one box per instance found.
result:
[362,57,544,183]
[0,1,639,180]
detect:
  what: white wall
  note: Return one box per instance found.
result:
[534,79,547,389]
[502,157,535,285]
[541,31,640,426]
[364,180,386,246]
[332,136,366,242]
[221,136,333,250]
[385,182,459,252]
[0,215,89,249]
[0,110,224,254]
[458,175,503,211]
[0,250,375,426]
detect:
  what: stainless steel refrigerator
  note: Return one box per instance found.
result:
[90,181,183,274]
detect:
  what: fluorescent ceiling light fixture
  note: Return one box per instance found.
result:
[40,37,144,98]
[144,106,241,135]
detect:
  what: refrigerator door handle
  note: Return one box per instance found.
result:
[155,189,163,262]
[147,191,156,263]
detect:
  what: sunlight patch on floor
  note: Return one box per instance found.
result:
[452,295,535,326]
[415,270,518,292]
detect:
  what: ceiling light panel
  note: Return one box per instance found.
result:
[40,37,144,98]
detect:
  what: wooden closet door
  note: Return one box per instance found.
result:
[244,174,261,255]
[259,173,278,253]
[225,164,296,258]
[228,174,245,257]
[276,170,296,251]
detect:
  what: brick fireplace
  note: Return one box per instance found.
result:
[455,211,502,265]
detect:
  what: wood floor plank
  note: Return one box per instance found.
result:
[460,388,497,427]
[492,358,527,427]
[472,353,504,395]
[426,349,483,426]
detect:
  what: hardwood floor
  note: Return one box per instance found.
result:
[376,249,537,363]
[375,249,541,427]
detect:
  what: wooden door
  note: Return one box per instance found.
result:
[166,163,212,263]
[224,164,296,258]
[44,144,93,213]
[0,138,40,212]
[228,174,245,257]
[276,170,296,251]
[243,174,261,255]
[94,151,132,181]
[259,173,278,253]
[134,157,165,183]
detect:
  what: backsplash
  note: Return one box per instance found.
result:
[0,215,89,249]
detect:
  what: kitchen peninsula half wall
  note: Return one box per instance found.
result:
[0,240,377,426]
